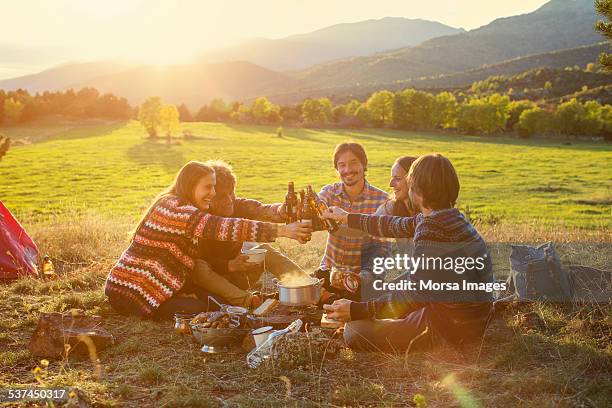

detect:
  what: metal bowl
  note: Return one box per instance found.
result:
[190,323,250,347]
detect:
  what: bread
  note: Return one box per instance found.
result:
[320,313,344,329]
[253,298,279,316]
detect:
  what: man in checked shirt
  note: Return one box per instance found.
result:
[316,142,390,300]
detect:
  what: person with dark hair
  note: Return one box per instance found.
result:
[104,161,311,320]
[323,154,494,352]
[315,142,389,299]
[318,142,389,272]
[193,160,311,308]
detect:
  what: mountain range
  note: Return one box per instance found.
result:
[197,17,464,70]
[0,0,607,107]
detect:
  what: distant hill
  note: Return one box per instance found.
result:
[198,17,464,70]
[75,61,298,107]
[0,61,138,93]
[291,0,603,89]
[461,67,612,101]
[265,43,610,104]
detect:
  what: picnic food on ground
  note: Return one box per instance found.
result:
[191,311,232,328]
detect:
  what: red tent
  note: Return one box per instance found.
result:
[0,201,39,280]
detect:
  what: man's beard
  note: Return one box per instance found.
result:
[341,172,361,187]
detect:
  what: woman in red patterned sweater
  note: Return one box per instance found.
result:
[105,161,311,319]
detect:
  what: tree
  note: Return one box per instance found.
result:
[507,100,536,131]
[345,100,361,117]
[251,97,280,124]
[0,134,10,161]
[279,104,301,123]
[554,98,603,136]
[432,92,458,129]
[4,98,24,123]
[595,0,612,70]
[159,104,180,142]
[332,105,347,123]
[138,97,162,137]
[354,104,371,126]
[599,104,612,140]
[366,90,394,125]
[456,94,509,135]
[210,98,231,121]
[177,104,193,122]
[583,100,605,135]
[516,107,554,137]
[0,91,5,125]
[301,98,332,125]
[392,89,436,130]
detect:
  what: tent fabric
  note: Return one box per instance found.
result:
[0,201,39,280]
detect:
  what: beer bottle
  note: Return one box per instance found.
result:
[298,189,311,242]
[284,182,299,224]
[298,189,308,221]
[42,255,56,279]
[316,198,340,233]
[307,186,334,232]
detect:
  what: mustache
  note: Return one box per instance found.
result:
[341,172,358,177]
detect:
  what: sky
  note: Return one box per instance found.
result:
[0,0,550,79]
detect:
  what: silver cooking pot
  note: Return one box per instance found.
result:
[273,277,324,306]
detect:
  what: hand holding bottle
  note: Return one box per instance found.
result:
[323,206,349,224]
[278,220,312,244]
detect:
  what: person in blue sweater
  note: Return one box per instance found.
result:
[323,154,494,352]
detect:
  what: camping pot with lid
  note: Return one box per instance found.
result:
[273,277,323,306]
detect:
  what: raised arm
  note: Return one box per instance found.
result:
[346,213,418,239]
[192,212,296,243]
[233,197,284,223]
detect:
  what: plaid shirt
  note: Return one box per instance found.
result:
[318,181,389,273]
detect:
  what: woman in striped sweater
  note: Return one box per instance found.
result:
[323,154,494,352]
[105,161,311,319]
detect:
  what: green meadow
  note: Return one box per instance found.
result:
[1,120,611,407]
[1,120,610,230]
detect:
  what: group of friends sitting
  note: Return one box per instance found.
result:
[105,142,494,353]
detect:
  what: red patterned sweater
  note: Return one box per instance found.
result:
[104,195,277,316]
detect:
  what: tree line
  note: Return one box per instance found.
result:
[167,90,611,139]
[0,88,133,125]
[1,84,610,140]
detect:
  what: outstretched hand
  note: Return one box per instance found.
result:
[323,206,349,224]
[228,255,260,273]
[279,220,312,244]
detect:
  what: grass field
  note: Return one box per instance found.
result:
[0,120,610,229]
[0,120,610,407]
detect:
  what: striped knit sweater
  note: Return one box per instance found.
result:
[348,208,494,345]
[105,195,277,317]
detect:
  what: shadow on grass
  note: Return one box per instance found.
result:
[43,122,129,143]
[226,123,611,152]
[126,139,186,171]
